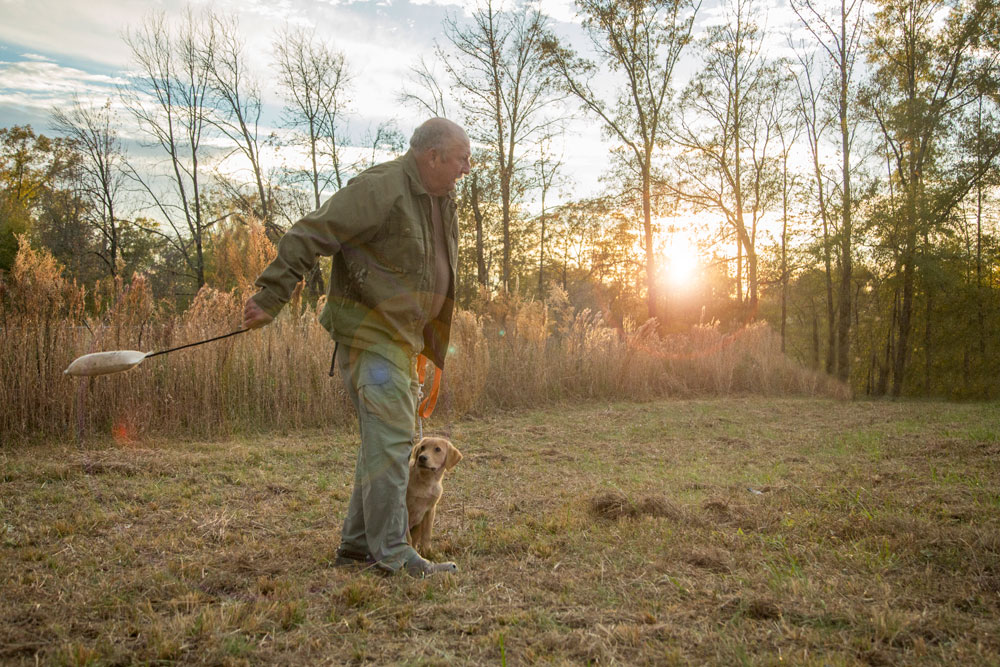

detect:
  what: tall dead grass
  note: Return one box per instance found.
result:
[1,241,846,444]
[444,286,847,417]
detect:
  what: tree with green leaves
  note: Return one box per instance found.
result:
[533,136,564,300]
[51,98,132,279]
[0,126,77,272]
[454,149,502,305]
[860,0,1000,396]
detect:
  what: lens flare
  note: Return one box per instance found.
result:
[112,419,135,446]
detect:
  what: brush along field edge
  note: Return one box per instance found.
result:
[3,288,846,443]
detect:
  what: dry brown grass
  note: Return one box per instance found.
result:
[2,242,845,444]
[2,397,998,665]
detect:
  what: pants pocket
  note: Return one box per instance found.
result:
[356,352,412,426]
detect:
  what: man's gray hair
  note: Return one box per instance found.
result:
[410,118,464,153]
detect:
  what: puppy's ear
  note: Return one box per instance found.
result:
[444,441,463,471]
[409,439,423,469]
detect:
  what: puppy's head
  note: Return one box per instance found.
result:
[410,436,463,472]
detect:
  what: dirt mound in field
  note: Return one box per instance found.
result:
[589,491,684,521]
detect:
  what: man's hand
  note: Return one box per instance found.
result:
[242,297,274,330]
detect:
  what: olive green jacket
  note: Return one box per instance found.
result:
[251,151,458,371]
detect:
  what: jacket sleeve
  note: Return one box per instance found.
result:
[251,175,397,317]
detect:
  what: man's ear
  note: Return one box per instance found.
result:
[426,146,441,167]
[444,442,463,471]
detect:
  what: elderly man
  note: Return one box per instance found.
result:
[242,118,471,577]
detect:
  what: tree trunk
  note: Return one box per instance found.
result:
[874,280,897,397]
[642,164,658,321]
[823,233,836,375]
[835,18,853,383]
[500,171,511,292]
[975,104,986,357]
[195,234,205,288]
[471,175,488,287]
[780,160,788,353]
[811,299,820,369]
[892,237,916,397]
[538,205,546,299]
[310,119,321,210]
[108,201,119,278]
[736,238,743,304]
[923,285,933,395]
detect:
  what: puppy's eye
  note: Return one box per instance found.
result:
[435,447,441,452]
[419,446,426,452]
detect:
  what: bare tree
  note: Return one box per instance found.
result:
[356,119,407,173]
[51,97,131,278]
[399,57,450,118]
[534,136,564,299]
[441,0,561,292]
[543,0,699,319]
[791,46,838,372]
[273,26,352,208]
[791,0,865,383]
[122,8,220,289]
[204,12,277,233]
[773,88,804,353]
[670,0,785,317]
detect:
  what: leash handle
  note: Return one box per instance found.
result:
[415,354,443,419]
[145,328,250,359]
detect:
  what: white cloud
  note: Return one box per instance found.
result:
[0,1,149,70]
[0,60,125,118]
[402,0,578,22]
[406,0,471,10]
[536,0,579,24]
[0,60,124,93]
[20,52,55,62]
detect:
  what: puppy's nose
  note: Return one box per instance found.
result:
[418,454,428,464]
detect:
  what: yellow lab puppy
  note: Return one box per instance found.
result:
[406,436,462,554]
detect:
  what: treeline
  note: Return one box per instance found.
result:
[1,0,999,399]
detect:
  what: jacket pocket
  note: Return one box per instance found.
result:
[370,227,423,275]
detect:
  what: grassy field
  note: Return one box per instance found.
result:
[2,397,999,665]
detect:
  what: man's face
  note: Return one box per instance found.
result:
[424,135,472,195]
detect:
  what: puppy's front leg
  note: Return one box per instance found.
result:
[409,519,424,550]
[419,504,436,555]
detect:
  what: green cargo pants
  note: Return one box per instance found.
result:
[337,345,421,571]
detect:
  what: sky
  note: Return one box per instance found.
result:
[0,0,601,190]
[0,0,808,211]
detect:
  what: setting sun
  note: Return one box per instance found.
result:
[661,231,700,290]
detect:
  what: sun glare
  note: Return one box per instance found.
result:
[662,232,700,289]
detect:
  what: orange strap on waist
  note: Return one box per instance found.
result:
[415,354,443,419]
